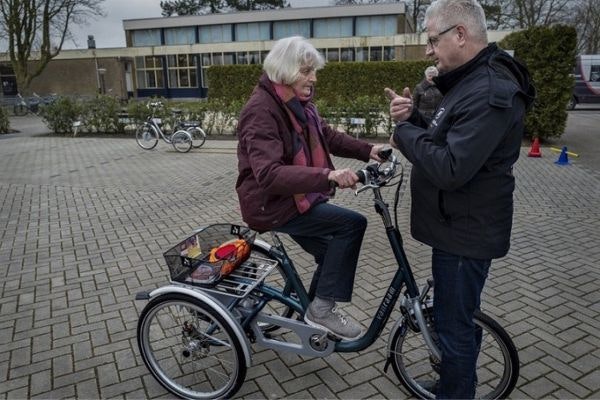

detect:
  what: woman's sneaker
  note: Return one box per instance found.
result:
[304,297,363,340]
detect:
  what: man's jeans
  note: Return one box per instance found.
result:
[273,202,367,302]
[432,248,491,399]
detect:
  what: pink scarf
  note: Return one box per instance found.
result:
[272,82,331,213]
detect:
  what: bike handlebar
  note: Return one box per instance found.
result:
[330,148,395,189]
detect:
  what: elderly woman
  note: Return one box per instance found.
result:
[413,65,443,119]
[236,36,383,340]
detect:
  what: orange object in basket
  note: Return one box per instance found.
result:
[209,239,251,276]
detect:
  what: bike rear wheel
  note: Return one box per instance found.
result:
[171,130,193,153]
[389,306,519,399]
[13,103,27,116]
[136,124,159,150]
[138,293,247,400]
[188,127,207,148]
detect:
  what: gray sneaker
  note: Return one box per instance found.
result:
[304,297,363,341]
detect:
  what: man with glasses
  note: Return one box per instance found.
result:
[386,0,535,398]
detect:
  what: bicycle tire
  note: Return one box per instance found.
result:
[13,103,27,116]
[135,124,159,150]
[188,127,207,148]
[171,130,193,153]
[250,245,296,332]
[389,306,519,399]
[138,293,247,400]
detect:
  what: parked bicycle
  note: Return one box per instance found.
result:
[135,149,519,399]
[12,92,58,116]
[13,93,41,116]
[135,102,193,153]
[171,108,207,149]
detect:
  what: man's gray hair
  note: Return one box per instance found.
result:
[425,66,439,78]
[425,0,488,44]
[263,36,325,85]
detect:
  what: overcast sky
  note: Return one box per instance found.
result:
[65,0,331,49]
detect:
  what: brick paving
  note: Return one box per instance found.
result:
[0,117,599,399]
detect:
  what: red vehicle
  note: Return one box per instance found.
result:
[568,54,600,110]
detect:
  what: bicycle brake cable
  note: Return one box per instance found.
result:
[393,163,404,230]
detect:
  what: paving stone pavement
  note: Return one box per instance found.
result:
[0,121,599,399]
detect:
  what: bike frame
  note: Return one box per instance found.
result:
[146,117,172,142]
[242,170,439,356]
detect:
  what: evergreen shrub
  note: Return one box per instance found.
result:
[499,25,577,140]
[40,96,82,134]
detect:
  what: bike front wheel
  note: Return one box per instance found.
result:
[171,130,193,153]
[135,124,159,150]
[137,293,247,400]
[389,307,519,399]
[187,127,207,148]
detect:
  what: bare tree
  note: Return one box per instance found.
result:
[571,0,600,53]
[506,0,573,28]
[0,0,104,93]
[160,0,287,16]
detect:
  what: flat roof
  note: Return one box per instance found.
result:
[123,3,406,31]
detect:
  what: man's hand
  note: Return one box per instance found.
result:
[369,144,385,162]
[385,87,413,123]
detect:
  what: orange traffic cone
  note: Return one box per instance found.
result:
[528,137,541,157]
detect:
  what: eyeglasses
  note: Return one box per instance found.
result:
[427,24,458,48]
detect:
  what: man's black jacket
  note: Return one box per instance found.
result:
[393,43,535,259]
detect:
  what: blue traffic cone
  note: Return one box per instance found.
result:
[554,146,570,165]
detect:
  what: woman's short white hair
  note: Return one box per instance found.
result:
[425,0,488,44]
[263,36,325,85]
[425,66,439,78]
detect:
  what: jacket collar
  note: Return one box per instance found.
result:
[434,43,496,95]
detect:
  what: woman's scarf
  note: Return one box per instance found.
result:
[273,82,330,214]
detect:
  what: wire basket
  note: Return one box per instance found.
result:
[164,224,256,286]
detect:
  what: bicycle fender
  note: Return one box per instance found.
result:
[252,238,272,253]
[386,316,408,358]
[146,284,252,368]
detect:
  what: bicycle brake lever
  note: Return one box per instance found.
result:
[355,184,377,196]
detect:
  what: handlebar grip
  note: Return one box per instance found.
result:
[356,169,366,184]
[378,148,393,161]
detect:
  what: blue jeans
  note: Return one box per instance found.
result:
[432,248,491,399]
[273,202,367,302]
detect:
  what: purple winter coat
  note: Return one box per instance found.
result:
[236,74,373,232]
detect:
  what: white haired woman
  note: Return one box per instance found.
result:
[413,65,443,119]
[236,36,384,340]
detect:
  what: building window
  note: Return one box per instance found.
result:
[355,47,369,62]
[132,29,161,46]
[135,56,164,88]
[313,18,353,38]
[370,46,382,61]
[383,46,395,61]
[167,54,197,88]
[199,24,232,43]
[356,15,397,36]
[249,51,261,64]
[273,20,310,39]
[235,22,270,41]
[327,48,340,62]
[341,48,354,62]
[164,27,196,45]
